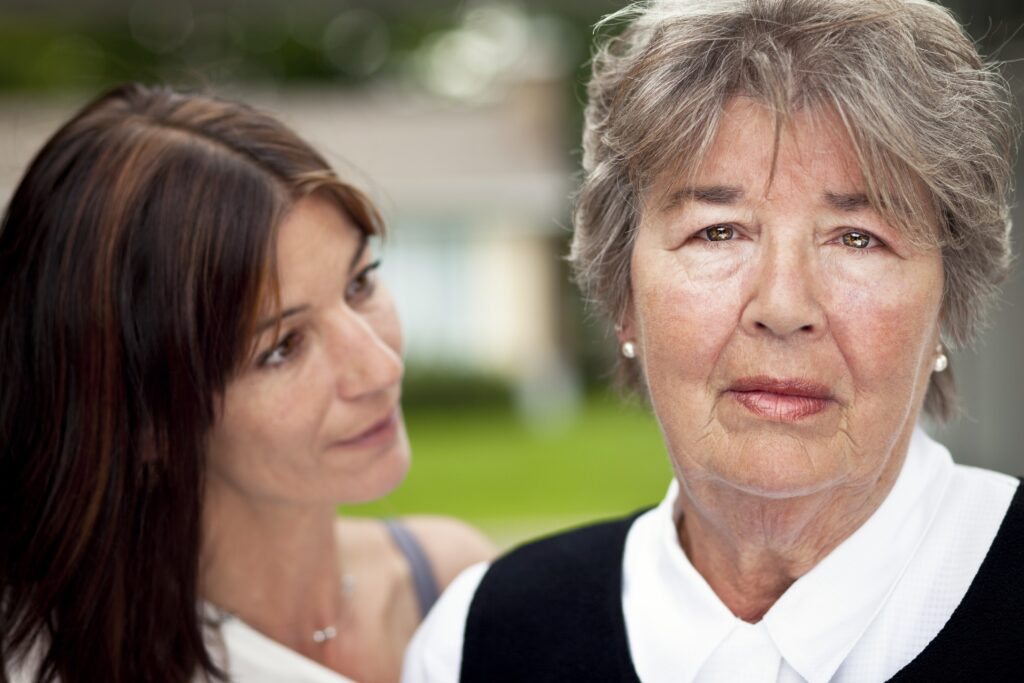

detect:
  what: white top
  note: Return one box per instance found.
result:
[402,427,1018,683]
[5,613,359,683]
[204,615,358,683]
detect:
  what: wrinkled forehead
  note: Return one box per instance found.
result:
[674,99,863,200]
[641,96,937,242]
[646,99,848,195]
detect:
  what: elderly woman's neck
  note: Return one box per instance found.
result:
[674,468,900,622]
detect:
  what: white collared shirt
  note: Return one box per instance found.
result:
[6,610,360,683]
[402,427,1018,683]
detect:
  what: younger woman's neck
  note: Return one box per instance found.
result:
[201,482,346,653]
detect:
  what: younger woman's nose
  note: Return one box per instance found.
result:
[324,309,403,401]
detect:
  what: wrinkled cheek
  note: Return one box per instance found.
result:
[636,264,741,364]
[636,281,736,437]
[830,282,940,402]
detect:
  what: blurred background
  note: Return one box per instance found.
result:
[1,0,1021,547]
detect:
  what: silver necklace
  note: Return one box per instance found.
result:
[311,573,356,644]
[312,625,338,643]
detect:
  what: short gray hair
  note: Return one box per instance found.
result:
[570,0,1017,421]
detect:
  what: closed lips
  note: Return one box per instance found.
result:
[727,377,834,421]
[335,410,396,446]
[728,376,833,399]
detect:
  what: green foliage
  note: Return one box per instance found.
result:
[401,366,514,411]
[344,392,672,546]
[0,3,614,94]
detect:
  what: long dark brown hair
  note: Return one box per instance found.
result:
[0,83,383,682]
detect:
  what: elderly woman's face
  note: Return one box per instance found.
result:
[626,98,943,499]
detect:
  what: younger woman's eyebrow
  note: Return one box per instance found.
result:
[254,305,310,335]
[254,233,371,335]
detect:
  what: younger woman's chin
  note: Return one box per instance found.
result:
[338,436,412,505]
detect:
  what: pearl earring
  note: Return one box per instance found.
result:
[621,340,636,359]
[933,344,948,373]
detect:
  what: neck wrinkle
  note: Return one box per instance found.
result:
[674,442,906,621]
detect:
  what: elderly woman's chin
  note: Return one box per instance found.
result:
[666,405,903,502]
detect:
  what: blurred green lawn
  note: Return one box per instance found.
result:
[343,393,673,548]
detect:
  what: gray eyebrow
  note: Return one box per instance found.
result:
[824,191,871,212]
[663,186,873,213]
[664,185,745,210]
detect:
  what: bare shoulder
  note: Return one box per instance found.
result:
[335,516,394,568]
[398,515,496,589]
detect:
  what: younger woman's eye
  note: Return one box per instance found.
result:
[841,231,874,249]
[346,259,381,303]
[703,225,735,241]
[258,331,303,368]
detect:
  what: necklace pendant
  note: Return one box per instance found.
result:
[312,625,338,643]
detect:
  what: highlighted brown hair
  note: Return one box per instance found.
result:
[0,83,383,682]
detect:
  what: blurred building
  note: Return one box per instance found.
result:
[0,6,583,418]
[250,78,581,417]
[1,0,1022,470]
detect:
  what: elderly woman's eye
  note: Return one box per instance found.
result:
[704,225,735,241]
[841,231,872,249]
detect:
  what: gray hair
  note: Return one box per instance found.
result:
[570,0,1017,421]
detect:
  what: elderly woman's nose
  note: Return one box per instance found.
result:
[740,245,827,339]
[324,309,403,400]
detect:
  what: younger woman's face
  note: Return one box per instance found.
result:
[205,194,409,507]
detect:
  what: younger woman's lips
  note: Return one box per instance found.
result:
[728,390,832,421]
[332,410,398,449]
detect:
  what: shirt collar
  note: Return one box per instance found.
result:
[622,425,954,683]
[764,426,953,683]
[623,478,738,683]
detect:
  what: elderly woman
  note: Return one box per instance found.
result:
[404,0,1020,681]
[0,84,493,683]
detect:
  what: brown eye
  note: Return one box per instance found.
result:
[842,231,871,249]
[258,332,303,368]
[705,225,734,241]
[346,260,381,303]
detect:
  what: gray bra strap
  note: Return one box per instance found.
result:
[384,519,441,617]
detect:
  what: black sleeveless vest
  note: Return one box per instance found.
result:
[461,481,1024,682]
